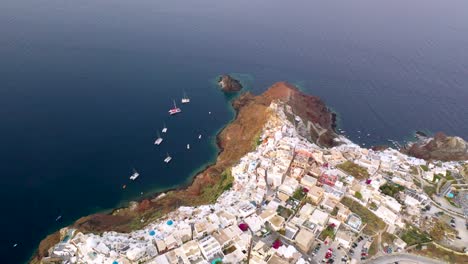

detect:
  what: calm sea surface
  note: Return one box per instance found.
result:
[1,0,467,262]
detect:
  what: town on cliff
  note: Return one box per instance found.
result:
[34,79,468,264]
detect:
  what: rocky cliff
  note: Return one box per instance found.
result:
[405,132,468,161]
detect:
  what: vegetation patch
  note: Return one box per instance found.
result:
[330,207,338,216]
[423,185,436,197]
[341,197,386,235]
[445,170,454,181]
[369,202,378,211]
[354,191,363,200]
[430,220,456,242]
[400,226,431,246]
[277,205,293,219]
[433,174,443,183]
[292,187,307,201]
[444,196,460,208]
[337,161,369,179]
[319,224,336,240]
[252,132,263,149]
[381,232,397,246]
[420,165,429,172]
[200,168,234,203]
[412,178,421,186]
[379,183,404,198]
[368,239,379,257]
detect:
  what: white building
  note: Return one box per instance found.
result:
[267,166,285,187]
[278,176,299,196]
[309,209,329,228]
[198,235,223,261]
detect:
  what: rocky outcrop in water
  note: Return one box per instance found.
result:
[405,132,468,161]
[218,74,243,92]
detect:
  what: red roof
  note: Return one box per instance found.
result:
[272,239,282,249]
[238,223,249,232]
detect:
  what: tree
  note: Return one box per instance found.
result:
[355,192,363,200]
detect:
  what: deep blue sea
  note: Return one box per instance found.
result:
[1,0,467,263]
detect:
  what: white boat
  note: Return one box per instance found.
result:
[130,169,139,180]
[181,92,190,104]
[154,132,163,145]
[208,111,211,115]
[168,100,181,115]
[162,123,168,133]
[198,134,202,139]
[13,244,17,248]
[187,144,190,149]
[154,137,163,145]
[55,215,62,221]
[164,153,172,163]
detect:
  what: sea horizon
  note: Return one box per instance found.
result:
[1,0,468,263]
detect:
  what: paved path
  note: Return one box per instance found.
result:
[367,253,446,264]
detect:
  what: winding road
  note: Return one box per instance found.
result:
[367,253,446,264]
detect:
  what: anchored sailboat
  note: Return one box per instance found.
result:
[162,123,168,133]
[168,100,181,115]
[181,91,190,104]
[129,169,139,180]
[154,131,163,145]
[164,153,172,163]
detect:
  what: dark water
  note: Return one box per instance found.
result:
[1,0,467,262]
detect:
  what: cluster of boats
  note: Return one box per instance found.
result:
[128,92,201,183]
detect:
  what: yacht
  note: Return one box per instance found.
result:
[198,134,202,139]
[154,132,163,145]
[130,169,139,180]
[168,100,181,115]
[164,153,172,163]
[55,215,62,221]
[162,123,168,133]
[181,92,190,104]
[13,244,17,248]
[187,144,190,149]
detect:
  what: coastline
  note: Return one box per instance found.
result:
[28,94,232,263]
[31,81,338,263]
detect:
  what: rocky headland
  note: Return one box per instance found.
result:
[404,132,468,161]
[31,82,337,263]
[218,74,243,92]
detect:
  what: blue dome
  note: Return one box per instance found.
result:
[149,230,156,236]
[167,220,174,226]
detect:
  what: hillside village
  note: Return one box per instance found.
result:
[44,101,467,264]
